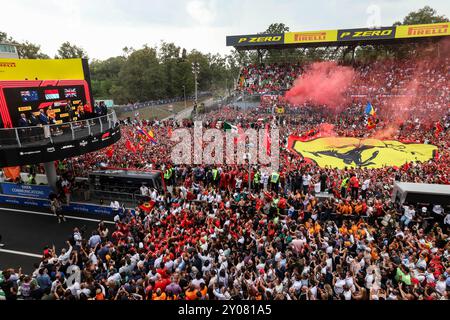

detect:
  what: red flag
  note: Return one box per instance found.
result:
[233,125,246,145]
[402,162,410,171]
[367,116,376,130]
[125,140,137,153]
[106,147,114,158]
[139,200,156,213]
[435,122,443,138]
[265,124,271,156]
[3,166,21,180]
[434,150,439,161]
[168,127,173,138]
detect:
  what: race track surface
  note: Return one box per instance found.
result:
[0,205,114,274]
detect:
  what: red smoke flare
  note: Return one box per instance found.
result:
[285,61,355,111]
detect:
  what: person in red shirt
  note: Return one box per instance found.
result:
[349,174,359,200]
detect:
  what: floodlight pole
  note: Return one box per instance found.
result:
[192,62,200,118]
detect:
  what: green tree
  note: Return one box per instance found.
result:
[394,5,449,25]
[15,41,50,59]
[56,41,88,59]
[158,41,182,97]
[90,56,126,98]
[263,23,290,34]
[116,46,166,103]
[0,31,8,42]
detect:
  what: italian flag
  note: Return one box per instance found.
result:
[224,122,245,144]
[223,122,238,133]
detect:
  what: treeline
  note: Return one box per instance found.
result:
[89,43,240,104]
[1,6,447,104]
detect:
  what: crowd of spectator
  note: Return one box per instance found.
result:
[1,56,449,300]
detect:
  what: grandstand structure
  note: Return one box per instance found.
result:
[227,22,450,61]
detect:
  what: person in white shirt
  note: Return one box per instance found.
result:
[235,177,242,191]
[140,184,149,196]
[302,174,311,194]
[150,188,158,200]
[261,172,269,191]
[365,269,376,289]
[444,212,450,226]
[58,242,73,265]
[401,205,415,227]
[314,182,321,194]
[73,228,83,247]
[361,178,370,199]
[110,200,120,214]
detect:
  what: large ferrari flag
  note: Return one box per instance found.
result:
[288,136,437,169]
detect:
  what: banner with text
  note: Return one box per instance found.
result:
[0,182,52,199]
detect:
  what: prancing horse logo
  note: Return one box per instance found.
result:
[289,137,437,169]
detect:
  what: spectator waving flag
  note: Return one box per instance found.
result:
[147,129,157,144]
[139,200,156,213]
[435,121,443,138]
[366,116,377,130]
[365,102,376,116]
[223,122,245,145]
[136,126,157,144]
[106,147,114,158]
[125,140,137,153]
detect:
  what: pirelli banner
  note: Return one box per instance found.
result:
[227,23,449,48]
[395,22,450,38]
[285,30,337,43]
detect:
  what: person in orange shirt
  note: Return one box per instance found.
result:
[46,105,56,124]
[152,288,167,300]
[166,292,178,300]
[185,285,199,300]
[95,288,105,300]
[339,224,348,236]
[354,202,363,215]
[84,102,93,121]
[77,104,85,120]
[199,282,208,299]
[314,221,321,234]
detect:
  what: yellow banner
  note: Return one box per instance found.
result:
[290,137,437,169]
[18,106,32,112]
[59,113,69,118]
[395,22,450,38]
[285,30,337,43]
[0,58,84,81]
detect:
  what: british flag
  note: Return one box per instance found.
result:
[64,88,77,98]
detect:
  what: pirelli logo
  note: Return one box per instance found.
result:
[0,62,16,68]
[407,24,448,36]
[59,113,69,118]
[294,32,326,42]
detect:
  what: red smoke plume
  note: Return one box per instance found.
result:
[318,123,336,136]
[373,38,450,139]
[285,61,355,111]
